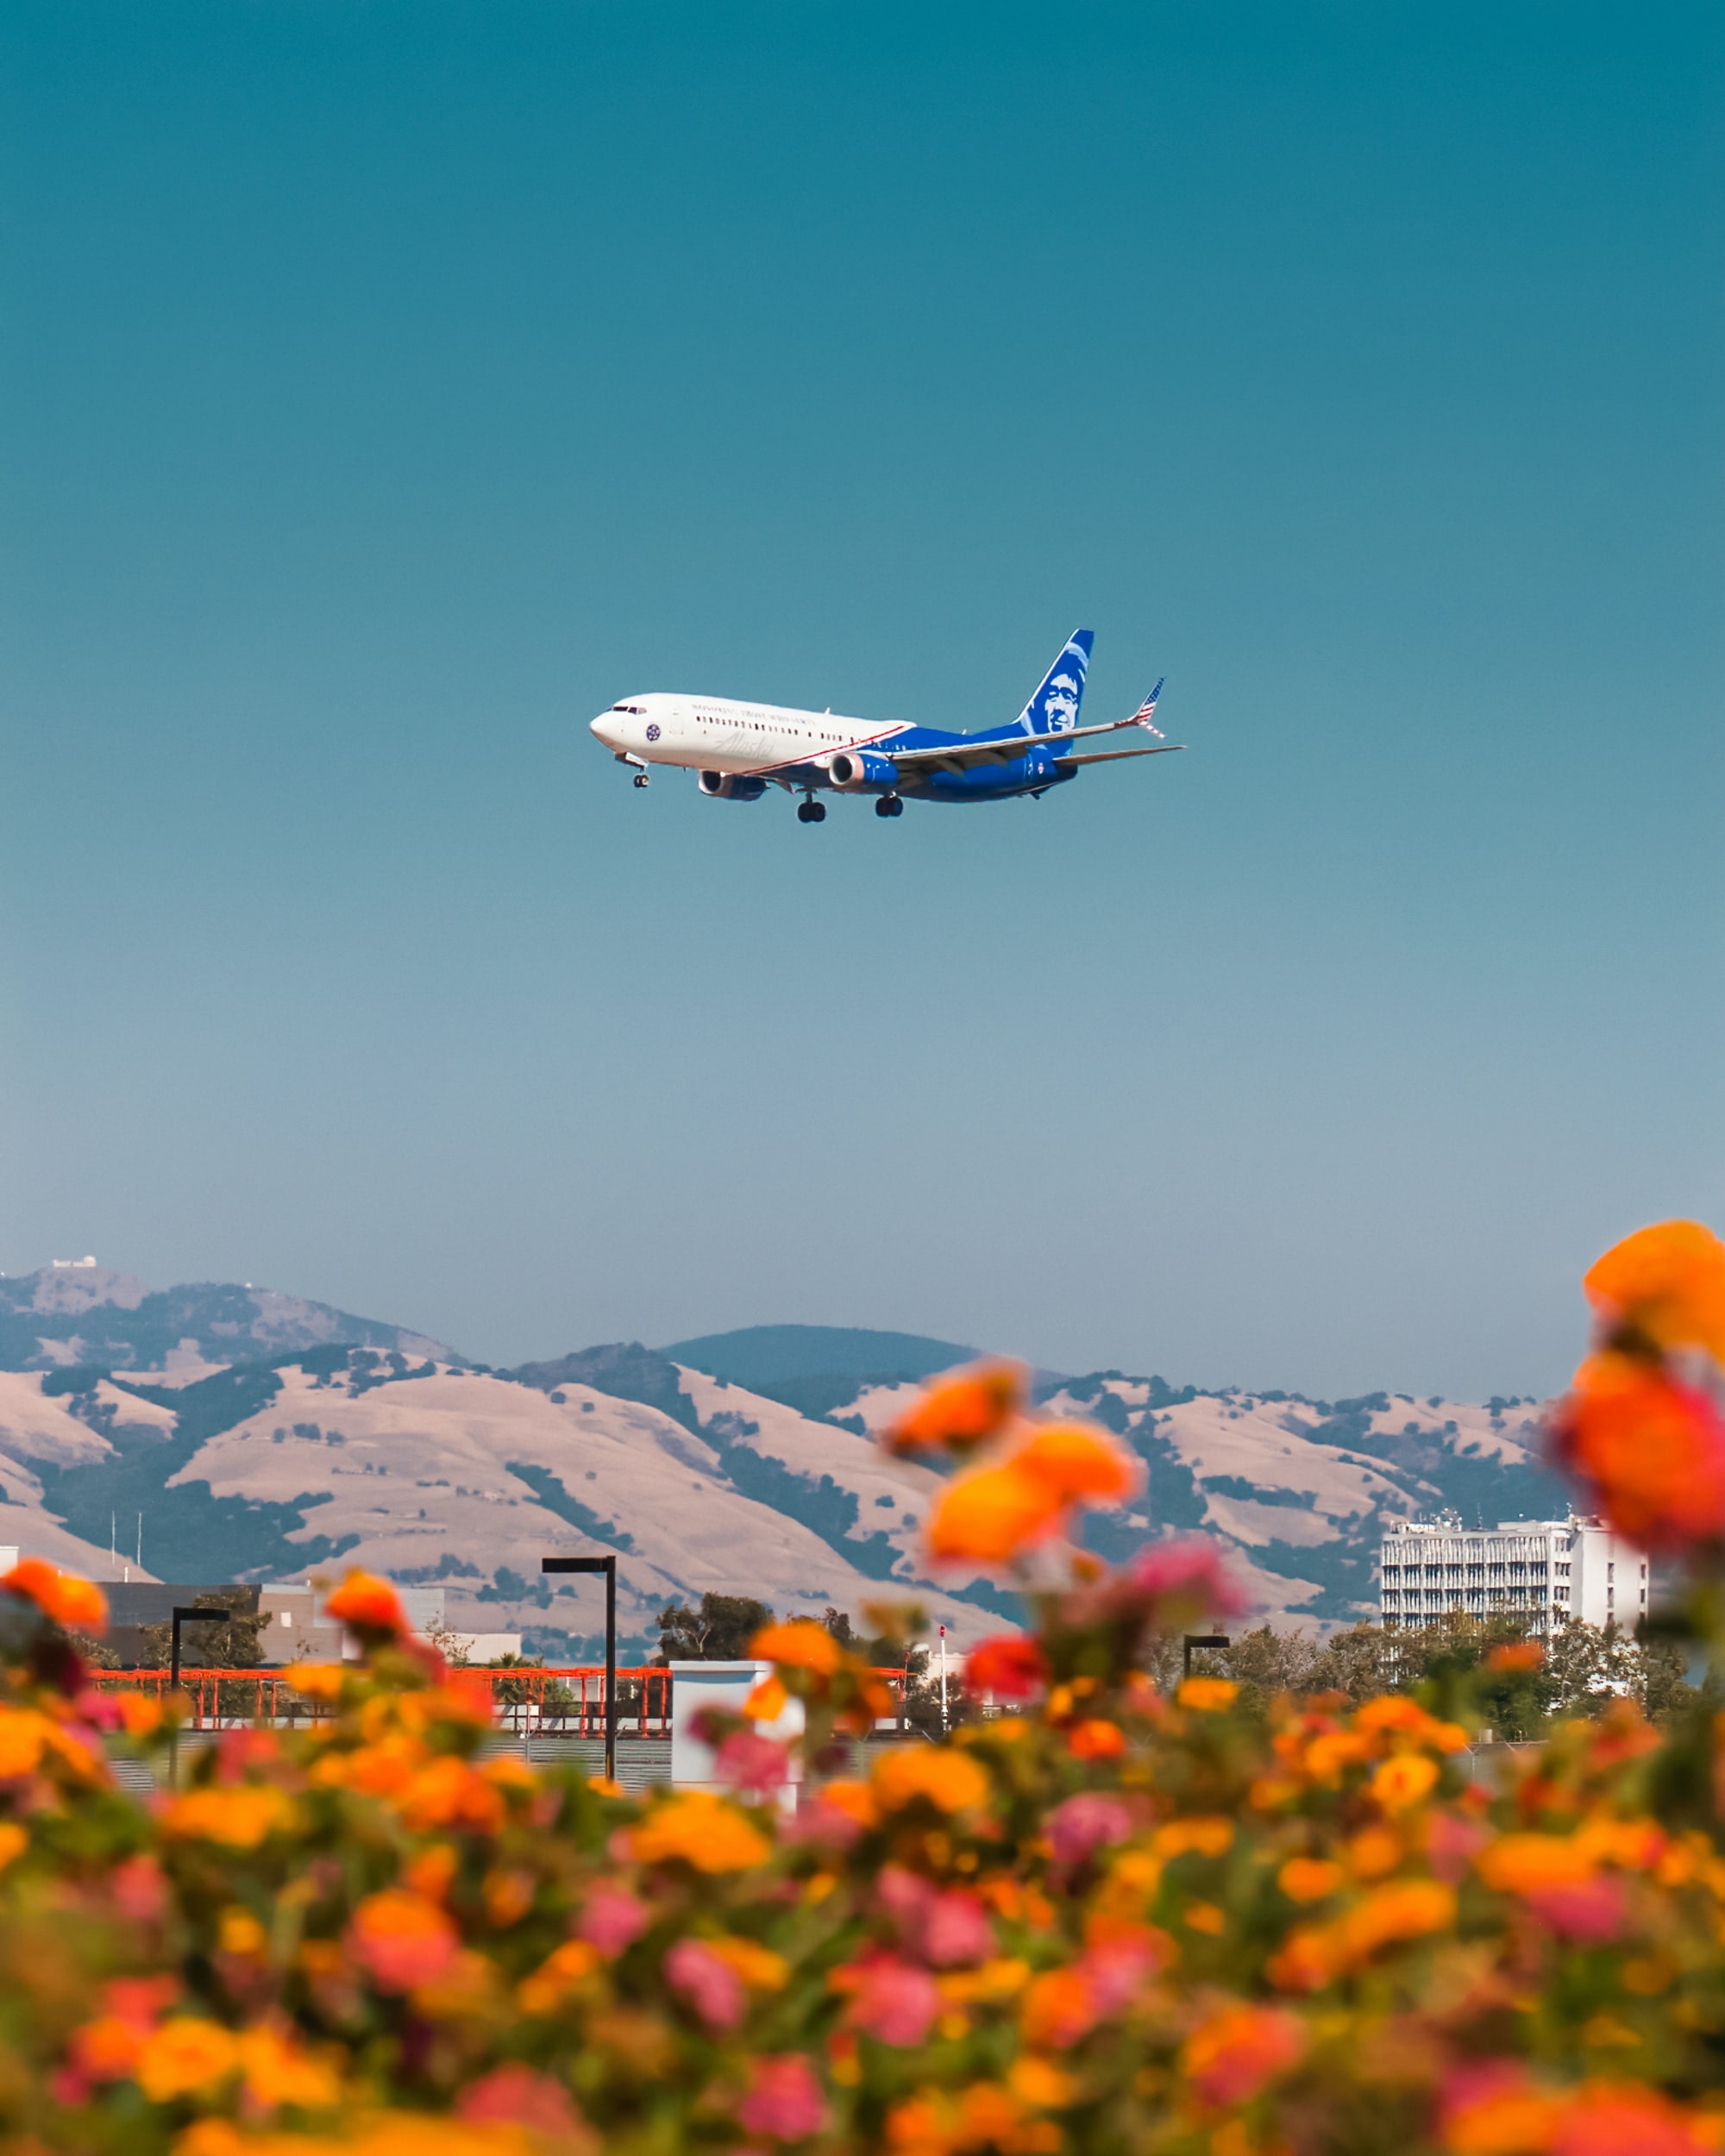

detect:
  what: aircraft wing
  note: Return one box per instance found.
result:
[1051,743,1186,767]
[881,676,1170,774]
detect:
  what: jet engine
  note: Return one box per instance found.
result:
[697,771,768,801]
[827,749,899,791]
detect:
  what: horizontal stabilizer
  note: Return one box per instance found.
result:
[1052,743,1185,767]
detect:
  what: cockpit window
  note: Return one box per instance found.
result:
[611,704,647,714]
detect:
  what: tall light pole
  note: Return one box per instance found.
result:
[542,1556,618,1783]
[169,1605,215,1787]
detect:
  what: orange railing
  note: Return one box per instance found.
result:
[92,1667,674,1737]
[92,1663,914,1736]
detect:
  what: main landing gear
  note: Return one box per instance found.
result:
[796,798,827,824]
[875,794,903,818]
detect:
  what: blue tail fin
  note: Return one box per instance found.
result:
[1013,629,1093,735]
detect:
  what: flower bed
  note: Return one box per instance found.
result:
[0,1220,1720,2153]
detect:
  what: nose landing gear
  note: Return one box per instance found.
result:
[796,797,827,824]
[875,794,903,818]
[632,773,649,788]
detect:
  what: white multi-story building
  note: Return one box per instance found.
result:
[1378,1514,1647,1635]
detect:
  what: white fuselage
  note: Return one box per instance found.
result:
[590,693,900,778]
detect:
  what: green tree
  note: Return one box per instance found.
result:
[655,1593,774,1663]
[141,1591,268,1671]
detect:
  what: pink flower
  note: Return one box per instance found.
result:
[577,1886,649,1955]
[665,1938,744,2031]
[921,1890,993,1968]
[1124,1537,1247,1620]
[457,2065,579,2133]
[737,2054,826,2140]
[1521,1877,1628,1943]
[1081,1933,1168,2013]
[1426,1810,1490,1885]
[875,1866,992,1966]
[713,1730,792,1796]
[839,1951,940,2046]
[110,1857,168,1924]
[1047,1793,1133,1866]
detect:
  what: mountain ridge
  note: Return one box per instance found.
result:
[0,1271,1566,1649]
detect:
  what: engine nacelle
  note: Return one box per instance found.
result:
[697,770,768,802]
[827,749,899,792]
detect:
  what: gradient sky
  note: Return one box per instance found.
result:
[3,1,1721,1400]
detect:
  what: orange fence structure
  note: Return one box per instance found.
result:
[93,1666,676,1737]
[91,1664,913,1736]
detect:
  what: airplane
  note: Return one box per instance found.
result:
[587,630,1182,822]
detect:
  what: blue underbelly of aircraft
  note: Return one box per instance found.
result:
[903,759,1075,802]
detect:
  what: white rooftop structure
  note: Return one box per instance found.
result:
[1378,1513,1647,1635]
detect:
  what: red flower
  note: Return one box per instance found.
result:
[323,1569,408,1638]
[963,1633,1048,1700]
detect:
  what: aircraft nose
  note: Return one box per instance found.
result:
[591,712,618,746]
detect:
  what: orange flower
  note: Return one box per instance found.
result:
[1552,1352,1725,1550]
[1065,1718,1126,1762]
[1484,1642,1546,1675]
[1020,1965,1098,2049]
[134,2015,238,2101]
[235,2024,342,2111]
[628,1790,772,1871]
[884,1361,1026,1457]
[323,1570,408,1638]
[2,1558,107,1633]
[1278,1858,1345,1904]
[160,1786,298,1849]
[1475,1833,1595,1894]
[1584,1219,1725,1362]
[347,1890,461,1992]
[1176,1677,1239,1713]
[1182,2002,1308,2107]
[1440,2065,1565,2153]
[0,1707,49,1777]
[925,1460,1068,1564]
[1011,1424,1141,1507]
[750,1620,845,1676]
[872,1746,990,1815]
[398,1757,506,1835]
[1552,2080,1716,2156]
[1337,1879,1456,1961]
[1370,1754,1440,1813]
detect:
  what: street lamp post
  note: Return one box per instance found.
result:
[168,1605,216,1786]
[1182,1633,1231,1682]
[542,1556,618,1783]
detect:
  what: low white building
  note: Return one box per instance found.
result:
[1378,1514,1647,1635]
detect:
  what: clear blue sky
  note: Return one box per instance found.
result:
[3,1,1720,1399]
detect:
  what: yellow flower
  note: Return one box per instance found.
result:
[1338,1879,1456,1961]
[135,2016,238,2102]
[1184,1902,1226,1935]
[628,1791,772,1872]
[872,1746,990,1814]
[517,1939,599,2015]
[1176,1678,1238,1713]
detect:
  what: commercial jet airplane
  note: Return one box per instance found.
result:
[588,630,1182,821]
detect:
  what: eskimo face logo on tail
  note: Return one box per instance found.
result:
[1042,674,1082,730]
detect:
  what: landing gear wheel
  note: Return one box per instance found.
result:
[631,774,649,788]
[876,794,902,818]
[797,799,826,824]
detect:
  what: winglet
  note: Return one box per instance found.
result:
[1128,678,1165,738]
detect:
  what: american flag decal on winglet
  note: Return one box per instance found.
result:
[1129,676,1166,738]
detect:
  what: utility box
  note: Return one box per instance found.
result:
[668,1661,804,1798]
